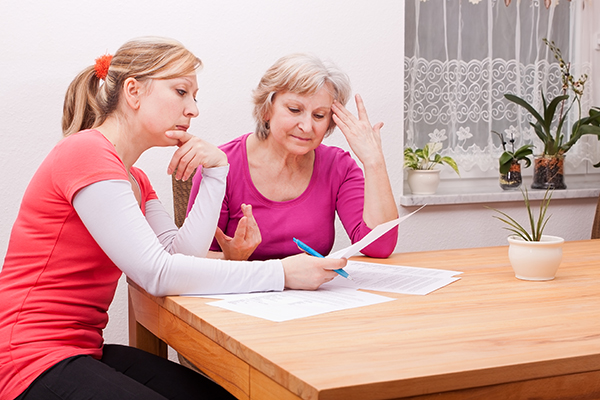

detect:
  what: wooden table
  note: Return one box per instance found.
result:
[128,240,600,400]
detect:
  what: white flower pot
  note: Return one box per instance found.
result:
[407,169,441,195]
[507,235,564,281]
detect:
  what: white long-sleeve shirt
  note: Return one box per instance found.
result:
[73,166,284,297]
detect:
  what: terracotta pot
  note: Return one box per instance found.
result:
[499,161,522,190]
[531,155,566,190]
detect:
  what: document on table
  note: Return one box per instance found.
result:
[324,260,462,295]
[327,205,426,259]
[201,262,461,321]
[207,287,394,322]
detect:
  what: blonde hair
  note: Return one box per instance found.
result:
[62,37,202,136]
[252,53,351,140]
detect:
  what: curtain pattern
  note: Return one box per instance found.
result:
[404,0,594,172]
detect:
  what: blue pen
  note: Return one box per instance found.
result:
[293,238,352,280]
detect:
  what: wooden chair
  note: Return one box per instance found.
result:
[592,195,600,239]
[171,171,195,228]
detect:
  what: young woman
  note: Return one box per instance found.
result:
[188,53,399,261]
[0,38,346,400]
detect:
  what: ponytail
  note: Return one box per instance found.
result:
[62,66,102,136]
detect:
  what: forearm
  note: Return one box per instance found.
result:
[173,165,228,256]
[362,157,398,228]
[206,250,225,259]
[144,166,227,257]
[73,179,284,296]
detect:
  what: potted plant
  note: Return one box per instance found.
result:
[504,38,600,190]
[493,128,534,190]
[404,141,459,195]
[487,188,563,281]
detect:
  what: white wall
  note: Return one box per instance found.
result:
[0,0,598,352]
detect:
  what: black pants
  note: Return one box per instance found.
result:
[15,344,236,400]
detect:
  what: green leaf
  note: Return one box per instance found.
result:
[553,97,576,148]
[531,122,549,145]
[486,206,533,241]
[512,145,534,159]
[544,94,570,134]
[498,152,515,174]
[561,113,600,153]
[441,156,460,175]
[505,94,545,126]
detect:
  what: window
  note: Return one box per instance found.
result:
[404,0,596,177]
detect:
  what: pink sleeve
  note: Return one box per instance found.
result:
[334,152,398,258]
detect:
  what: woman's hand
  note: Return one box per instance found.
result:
[332,94,398,230]
[331,94,385,167]
[281,254,347,290]
[214,204,262,261]
[165,130,227,181]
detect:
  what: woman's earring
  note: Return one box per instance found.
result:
[265,121,270,130]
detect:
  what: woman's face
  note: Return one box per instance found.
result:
[266,85,334,155]
[137,75,199,145]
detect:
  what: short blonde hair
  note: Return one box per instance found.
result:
[62,37,202,136]
[252,53,351,140]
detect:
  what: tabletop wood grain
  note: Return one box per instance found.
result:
[129,240,600,400]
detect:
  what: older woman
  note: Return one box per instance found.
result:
[188,53,398,261]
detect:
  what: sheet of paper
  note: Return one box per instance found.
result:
[326,260,462,295]
[182,292,267,300]
[207,287,394,322]
[327,205,426,259]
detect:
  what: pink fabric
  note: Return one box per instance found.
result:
[188,133,397,261]
[0,130,157,400]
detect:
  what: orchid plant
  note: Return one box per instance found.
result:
[504,38,600,160]
[493,128,534,174]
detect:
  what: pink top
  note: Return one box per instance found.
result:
[188,133,397,260]
[0,130,157,400]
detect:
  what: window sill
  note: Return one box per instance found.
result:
[400,174,600,206]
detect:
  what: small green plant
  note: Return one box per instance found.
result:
[487,188,553,241]
[403,142,459,175]
[493,129,534,174]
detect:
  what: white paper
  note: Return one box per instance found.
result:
[327,205,426,259]
[207,287,394,322]
[182,292,267,300]
[326,260,462,295]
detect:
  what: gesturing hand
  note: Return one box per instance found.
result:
[331,94,385,167]
[165,130,227,181]
[215,204,262,261]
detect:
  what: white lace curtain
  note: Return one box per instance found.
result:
[404,0,595,172]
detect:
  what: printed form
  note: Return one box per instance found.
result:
[203,261,461,322]
[187,205,464,322]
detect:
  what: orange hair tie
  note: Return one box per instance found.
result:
[94,54,113,80]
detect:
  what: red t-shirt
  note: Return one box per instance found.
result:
[0,130,157,400]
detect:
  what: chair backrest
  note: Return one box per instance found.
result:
[172,171,195,228]
[592,195,600,239]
